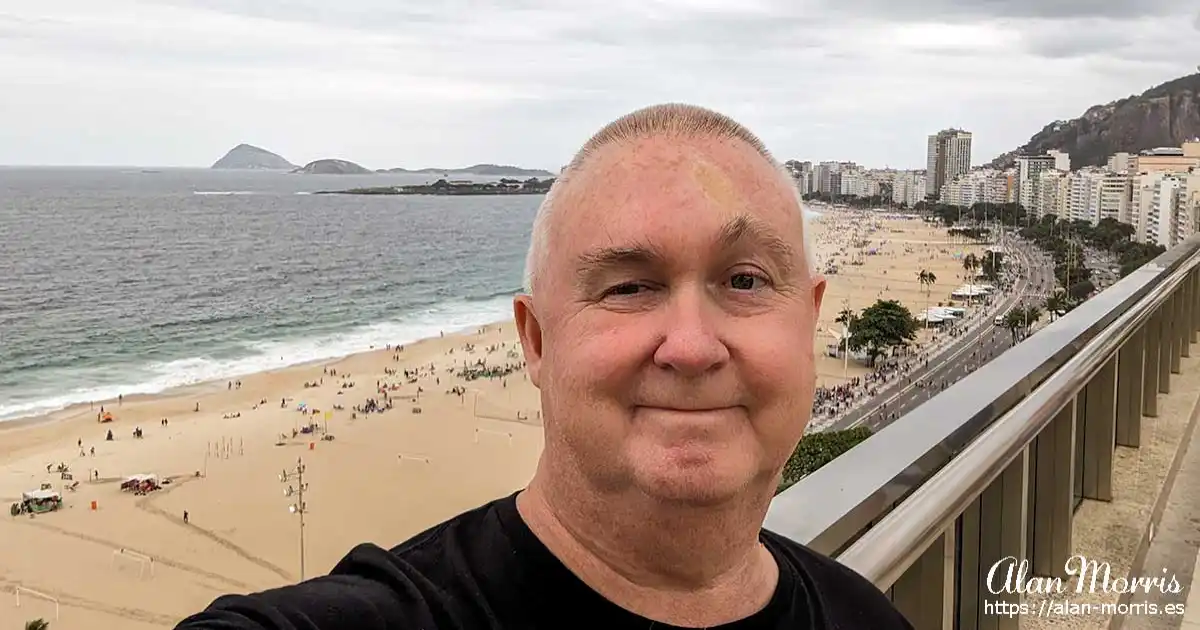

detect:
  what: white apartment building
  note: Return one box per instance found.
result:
[839,168,879,198]
[1108,152,1134,174]
[938,169,1013,207]
[1171,173,1200,245]
[1047,149,1071,171]
[891,171,927,207]
[1131,172,1182,247]
[1063,169,1131,224]
[1016,154,1060,218]
[1033,170,1069,219]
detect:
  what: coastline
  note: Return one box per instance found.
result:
[0,209,988,629]
[0,207,975,434]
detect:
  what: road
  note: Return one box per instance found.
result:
[831,237,1057,432]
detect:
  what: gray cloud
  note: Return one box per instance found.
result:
[0,0,1198,169]
[810,0,1184,21]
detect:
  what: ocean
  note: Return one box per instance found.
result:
[0,168,538,422]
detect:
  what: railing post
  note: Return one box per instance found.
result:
[1188,271,1198,345]
[1080,355,1116,501]
[1193,271,1200,339]
[957,449,1028,630]
[1158,303,1172,394]
[1171,293,1184,374]
[1116,327,1144,447]
[891,528,955,630]
[1144,309,1163,413]
[1028,398,1075,578]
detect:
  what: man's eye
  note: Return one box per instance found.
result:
[729,273,766,291]
[605,282,644,296]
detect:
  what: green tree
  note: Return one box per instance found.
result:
[777,426,874,492]
[1068,279,1096,302]
[848,299,918,366]
[26,619,50,630]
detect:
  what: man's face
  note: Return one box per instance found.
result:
[515,136,825,506]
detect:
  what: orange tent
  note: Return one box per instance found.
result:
[100,412,114,423]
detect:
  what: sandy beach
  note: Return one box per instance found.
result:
[0,209,982,629]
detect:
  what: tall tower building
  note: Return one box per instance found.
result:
[925,129,973,200]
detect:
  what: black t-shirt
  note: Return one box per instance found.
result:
[175,492,912,629]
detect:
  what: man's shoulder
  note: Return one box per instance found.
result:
[761,529,914,629]
[175,497,514,630]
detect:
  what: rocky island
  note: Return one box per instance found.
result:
[376,164,555,177]
[317,177,554,196]
[211,144,295,170]
[291,159,373,175]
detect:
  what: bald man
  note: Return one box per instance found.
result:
[176,104,912,630]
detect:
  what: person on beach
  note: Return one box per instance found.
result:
[175,104,911,629]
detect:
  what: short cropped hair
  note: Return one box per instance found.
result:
[523,103,815,293]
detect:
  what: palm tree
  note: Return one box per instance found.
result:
[917,269,937,328]
[1002,309,1025,343]
[1044,294,1063,321]
[26,619,50,630]
[962,253,980,282]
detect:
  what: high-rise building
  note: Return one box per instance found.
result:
[1016,154,1059,217]
[925,129,973,200]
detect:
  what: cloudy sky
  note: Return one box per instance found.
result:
[0,1,1197,170]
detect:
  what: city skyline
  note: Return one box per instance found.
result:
[0,1,1198,169]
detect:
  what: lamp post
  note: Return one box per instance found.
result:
[280,457,309,581]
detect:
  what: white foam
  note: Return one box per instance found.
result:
[192,191,259,196]
[0,296,515,422]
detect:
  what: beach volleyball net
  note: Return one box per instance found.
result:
[112,548,155,579]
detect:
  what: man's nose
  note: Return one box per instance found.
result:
[652,284,730,376]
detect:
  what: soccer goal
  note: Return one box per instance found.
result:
[13,586,60,619]
[473,428,514,445]
[112,548,155,579]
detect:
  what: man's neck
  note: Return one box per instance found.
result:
[517,470,779,627]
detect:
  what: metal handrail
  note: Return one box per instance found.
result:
[766,234,1200,563]
[836,243,1200,588]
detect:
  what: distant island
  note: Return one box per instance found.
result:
[209,145,553,177]
[292,159,373,175]
[317,177,554,196]
[211,144,295,170]
[376,164,555,177]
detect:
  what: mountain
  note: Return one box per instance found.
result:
[211,144,295,170]
[291,159,373,175]
[989,73,1200,170]
[378,163,554,177]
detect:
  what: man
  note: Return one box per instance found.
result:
[176,104,912,629]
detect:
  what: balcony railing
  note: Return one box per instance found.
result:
[767,236,1200,629]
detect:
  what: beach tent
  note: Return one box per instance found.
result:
[100,412,114,423]
[951,284,993,299]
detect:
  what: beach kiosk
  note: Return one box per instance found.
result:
[11,489,63,516]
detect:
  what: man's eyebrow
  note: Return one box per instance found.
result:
[716,214,799,274]
[574,244,665,284]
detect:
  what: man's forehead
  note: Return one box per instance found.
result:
[554,137,795,235]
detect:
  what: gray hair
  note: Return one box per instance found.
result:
[522,103,815,293]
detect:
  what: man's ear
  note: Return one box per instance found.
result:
[811,274,826,318]
[513,294,543,388]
